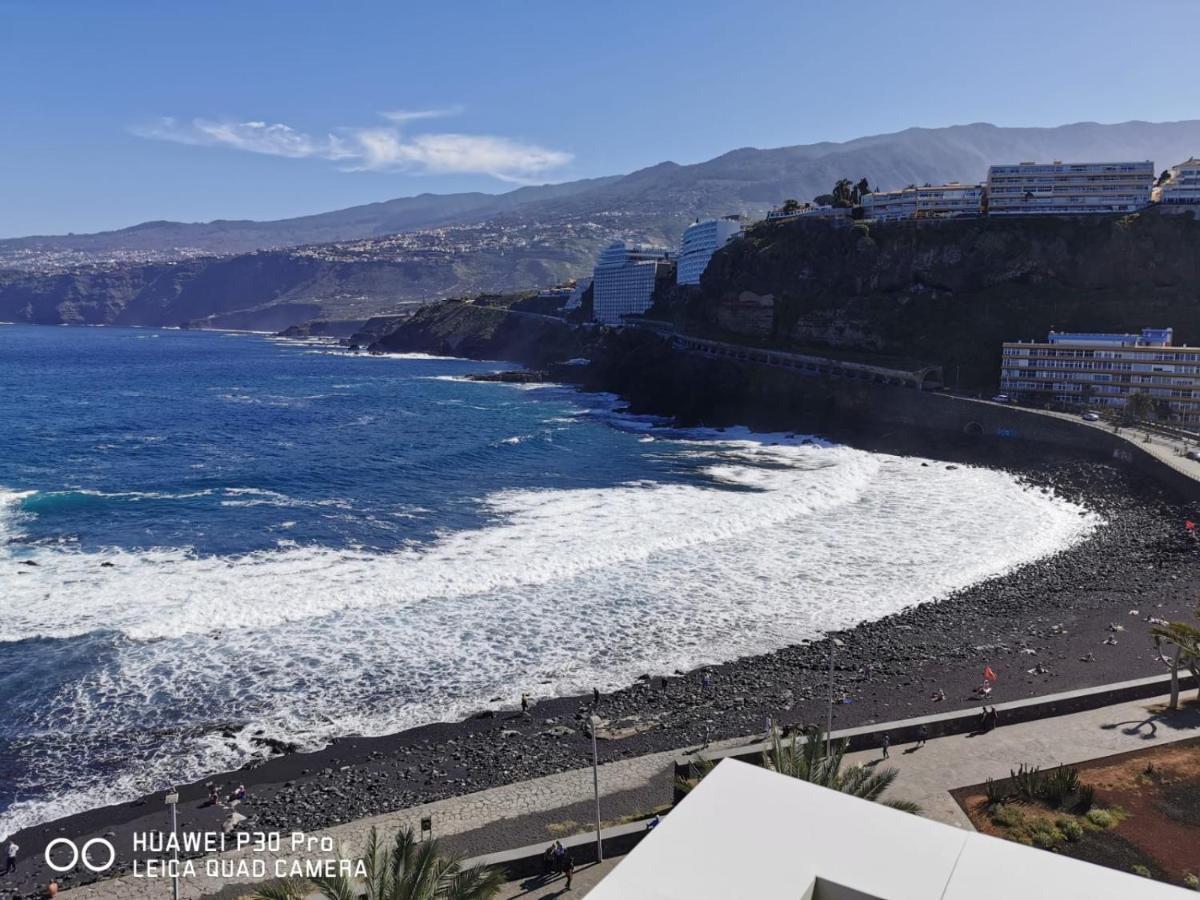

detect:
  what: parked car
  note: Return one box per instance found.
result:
[1081,412,1100,422]
[992,394,1010,403]
[1188,449,1200,462]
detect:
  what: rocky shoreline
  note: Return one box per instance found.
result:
[4,426,1199,897]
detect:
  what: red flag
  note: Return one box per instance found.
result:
[983,666,997,683]
[1187,521,1196,531]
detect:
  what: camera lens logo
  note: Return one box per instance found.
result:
[44,837,116,874]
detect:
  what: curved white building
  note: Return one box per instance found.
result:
[676,217,742,285]
[592,241,672,324]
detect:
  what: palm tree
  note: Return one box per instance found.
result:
[1152,612,1200,710]
[676,724,920,814]
[832,178,855,208]
[764,724,921,813]
[252,827,505,900]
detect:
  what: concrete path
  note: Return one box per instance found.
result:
[53,693,1200,898]
[494,858,621,899]
[54,736,746,900]
[842,692,1200,827]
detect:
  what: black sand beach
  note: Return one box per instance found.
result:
[4,439,1200,898]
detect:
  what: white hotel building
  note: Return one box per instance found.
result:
[592,241,673,325]
[987,161,1154,215]
[1154,158,1200,206]
[676,216,742,285]
[861,183,984,222]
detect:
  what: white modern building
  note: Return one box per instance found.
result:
[591,241,673,325]
[589,759,1180,900]
[1154,158,1200,206]
[676,216,742,285]
[861,183,984,221]
[987,161,1154,215]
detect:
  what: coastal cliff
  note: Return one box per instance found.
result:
[663,208,1200,388]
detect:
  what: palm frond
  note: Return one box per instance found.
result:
[250,880,311,900]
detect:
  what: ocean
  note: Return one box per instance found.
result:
[0,323,1098,836]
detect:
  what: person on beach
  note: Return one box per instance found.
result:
[702,671,712,691]
[5,839,17,875]
[593,687,600,707]
[542,845,555,877]
[207,783,220,806]
[881,732,890,759]
[521,693,529,716]
[553,840,565,872]
[916,724,928,748]
[563,853,575,890]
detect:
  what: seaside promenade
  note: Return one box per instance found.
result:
[46,689,1200,899]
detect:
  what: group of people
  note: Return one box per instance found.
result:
[879,724,928,758]
[205,782,247,807]
[541,840,576,889]
[977,706,1000,733]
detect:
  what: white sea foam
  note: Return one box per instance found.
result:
[0,435,1100,836]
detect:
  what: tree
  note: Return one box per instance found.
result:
[1124,390,1154,423]
[780,198,801,212]
[677,724,920,814]
[253,827,504,900]
[832,178,855,208]
[1158,169,1173,186]
[1153,398,1173,422]
[813,193,836,207]
[853,177,871,204]
[1152,615,1200,710]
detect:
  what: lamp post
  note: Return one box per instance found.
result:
[826,638,844,757]
[164,788,180,900]
[590,715,603,863]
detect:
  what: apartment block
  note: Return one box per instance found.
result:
[861,183,984,221]
[1154,158,1200,206]
[987,161,1153,215]
[1000,327,1200,422]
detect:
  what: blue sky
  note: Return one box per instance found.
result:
[1,0,1195,237]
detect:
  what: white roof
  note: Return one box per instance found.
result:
[589,759,1180,900]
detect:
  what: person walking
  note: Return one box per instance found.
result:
[881,732,890,759]
[563,853,575,890]
[521,693,529,716]
[593,687,600,707]
[5,839,17,875]
[916,724,928,748]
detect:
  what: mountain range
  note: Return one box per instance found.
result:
[4,119,1199,330]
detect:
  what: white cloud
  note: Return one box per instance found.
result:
[380,106,463,124]
[131,110,571,182]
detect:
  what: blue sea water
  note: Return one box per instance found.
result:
[0,324,1098,834]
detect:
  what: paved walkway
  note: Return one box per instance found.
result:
[494,858,621,899]
[53,693,1200,898]
[56,736,746,900]
[842,692,1200,827]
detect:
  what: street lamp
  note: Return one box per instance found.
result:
[164,788,180,900]
[589,715,603,863]
[826,638,844,756]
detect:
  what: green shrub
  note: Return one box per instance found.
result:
[1183,873,1199,890]
[990,804,1025,829]
[1029,821,1065,849]
[1057,818,1084,842]
[1086,808,1115,829]
[1132,865,1152,878]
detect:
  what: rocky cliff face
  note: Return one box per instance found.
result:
[669,209,1200,387]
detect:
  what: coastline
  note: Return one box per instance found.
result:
[4,423,1198,896]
